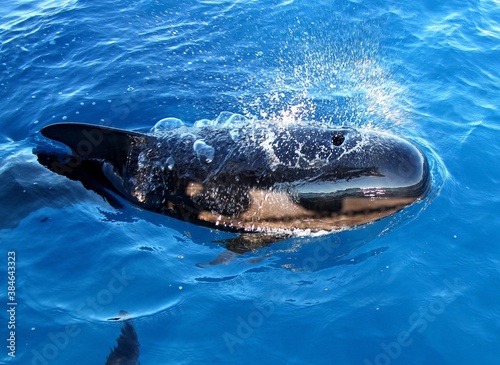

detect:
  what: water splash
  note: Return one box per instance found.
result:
[236,15,408,132]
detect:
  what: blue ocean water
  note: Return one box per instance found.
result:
[1,0,500,364]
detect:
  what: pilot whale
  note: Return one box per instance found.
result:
[35,120,430,242]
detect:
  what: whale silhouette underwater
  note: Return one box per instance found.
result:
[105,312,140,365]
[35,119,430,252]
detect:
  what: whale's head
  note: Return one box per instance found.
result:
[35,122,431,235]
[255,126,430,230]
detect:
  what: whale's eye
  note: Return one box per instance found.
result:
[332,131,345,146]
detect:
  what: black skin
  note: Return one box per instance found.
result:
[35,123,357,223]
[34,122,429,248]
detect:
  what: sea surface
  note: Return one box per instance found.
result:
[1,0,500,364]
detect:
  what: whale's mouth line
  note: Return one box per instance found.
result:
[171,187,420,233]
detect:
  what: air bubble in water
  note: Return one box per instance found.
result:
[194,119,214,128]
[214,111,234,126]
[193,140,215,163]
[214,112,247,126]
[151,117,185,133]
[180,133,196,144]
[225,113,247,126]
[166,156,175,170]
[229,129,240,141]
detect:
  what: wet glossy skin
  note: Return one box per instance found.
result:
[37,122,430,235]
